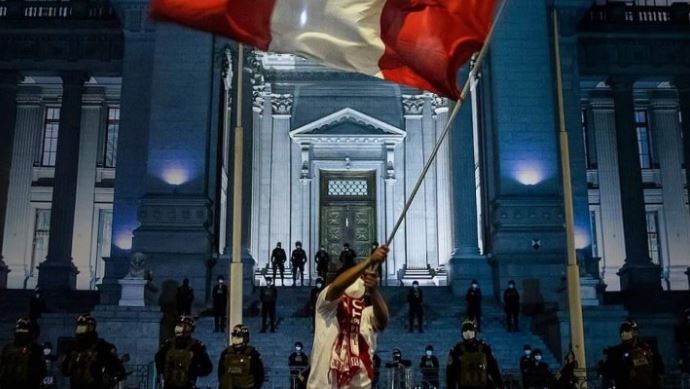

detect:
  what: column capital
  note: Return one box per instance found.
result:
[649,90,679,111]
[222,46,234,91]
[270,93,293,116]
[587,91,614,109]
[402,94,425,117]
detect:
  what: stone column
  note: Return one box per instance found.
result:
[590,94,626,290]
[675,77,690,290]
[38,72,88,289]
[433,96,452,267]
[421,95,438,267]
[448,81,488,296]
[609,77,661,294]
[649,92,690,290]
[402,94,428,269]
[0,72,20,288]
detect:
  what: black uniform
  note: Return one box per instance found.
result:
[28,292,46,336]
[465,286,482,330]
[420,354,440,389]
[446,339,502,389]
[407,286,424,333]
[600,338,664,389]
[315,249,330,280]
[503,287,520,332]
[288,351,309,389]
[555,355,577,389]
[218,345,264,389]
[155,337,213,389]
[385,357,412,388]
[520,353,533,389]
[61,334,125,389]
[176,281,194,316]
[0,337,46,389]
[291,248,308,287]
[271,247,287,284]
[339,248,356,272]
[260,284,278,332]
[213,282,228,332]
[524,358,553,389]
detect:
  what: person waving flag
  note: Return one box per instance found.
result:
[149,0,498,99]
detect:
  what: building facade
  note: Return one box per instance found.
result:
[0,0,689,310]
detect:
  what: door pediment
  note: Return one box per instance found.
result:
[290,108,405,144]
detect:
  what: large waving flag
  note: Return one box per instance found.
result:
[150,0,497,99]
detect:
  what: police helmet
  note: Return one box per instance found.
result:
[178,315,195,329]
[295,241,302,247]
[295,341,303,349]
[461,319,477,332]
[619,320,637,334]
[232,324,250,344]
[76,314,97,329]
[15,317,32,334]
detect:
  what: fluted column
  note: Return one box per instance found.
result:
[433,96,452,266]
[675,77,690,288]
[590,95,626,290]
[38,72,89,289]
[402,94,428,268]
[649,93,690,290]
[609,77,661,294]
[0,72,20,288]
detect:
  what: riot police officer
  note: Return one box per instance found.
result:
[61,314,125,389]
[260,277,278,333]
[446,320,502,389]
[218,324,265,389]
[288,341,309,389]
[339,243,356,272]
[503,280,520,332]
[0,317,46,389]
[419,345,440,389]
[155,315,213,389]
[291,242,308,287]
[408,281,424,333]
[465,280,482,331]
[315,246,330,280]
[310,278,325,331]
[385,348,412,389]
[600,320,664,389]
[520,345,533,389]
[526,349,553,389]
[271,242,287,285]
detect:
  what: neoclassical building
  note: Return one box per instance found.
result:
[0,0,689,319]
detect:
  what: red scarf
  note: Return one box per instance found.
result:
[329,294,373,387]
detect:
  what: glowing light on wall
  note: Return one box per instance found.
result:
[574,227,591,250]
[161,166,190,186]
[114,231,133,250]
[514,162,544,186]
[299,9,308,26]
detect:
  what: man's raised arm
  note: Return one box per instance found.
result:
[325,245,389,302]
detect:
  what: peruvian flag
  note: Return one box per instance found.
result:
[149,0,497,99]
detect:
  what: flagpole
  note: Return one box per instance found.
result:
[385,0,508,246]
[228,43,245,343]
[552,8,588,385]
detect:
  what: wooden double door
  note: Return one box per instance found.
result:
[320,171,377,260]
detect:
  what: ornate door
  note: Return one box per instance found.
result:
[320,172,376,259]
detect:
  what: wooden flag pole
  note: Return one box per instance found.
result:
[385,0,508,246]
[552,8,588,384]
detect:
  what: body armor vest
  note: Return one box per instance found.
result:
[220,347,255,389]
[0,345,31,384]
[70,345,99,385]
[458,344,488,387]
[164,344,195,387]
[628,346,655,387]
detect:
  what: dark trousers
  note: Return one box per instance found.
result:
[292,264,305,286]
[262,302,276,331]
[273,263,285,284]
[467,305,481,330]
[317,266,328,280]
[409,305,423,332]
[214,308,226,332]
[506,308,519,331]
[421,375,439,389]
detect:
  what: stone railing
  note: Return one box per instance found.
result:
[584,2,690,25]
[0,0,116,20]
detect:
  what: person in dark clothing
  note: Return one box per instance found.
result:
[420,345,440,389]
[176,278,194,316]
[291,241,308,287]
[372,353,381,389]
[520,345,534,389]
[259,277,278,333]
[288,341,309,389]
[61,314,125,389]
[212,276,228,333]
[314,246,330,280]
[28,287,46,337]
[526,349,554,389]
[309,278,325,331]
[503,280,520,332]
[271,242,287,285]
[338,243,357,272]
[0,317,46,389]
[465,280,482,331]
[385,348,413,388]
[218,324,264,389]
[555,349,577,389]
[600,320,665,389]
[676,308,690,374]
[408,281,424,333]
[156,316,213,389]
[447,320,502,389]
[42,341,59,389]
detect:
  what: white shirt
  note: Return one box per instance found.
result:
[307,285,378,389]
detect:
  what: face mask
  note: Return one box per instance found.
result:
[472,284,478,289]
[267,281,273,286]
[413,285,419,289]
[296,347,302,352]
[174,325,185,337]
[462,331,476,340]
[535,355,543,361]
[75,325,89,335]
[43,348,51,356]
[525,350,532,356]
[509,285,514,289]
[219,280,224,284]
[426,350,433,357]
[316,283,323,288]
[620,331,634,341]
[344,278,366,299]
[231,336,244,346]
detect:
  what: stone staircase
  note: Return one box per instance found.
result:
[193,286,558,389]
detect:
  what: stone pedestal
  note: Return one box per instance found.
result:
[618,263,662,300]
[118,277,147,307]
[579,276,602,306]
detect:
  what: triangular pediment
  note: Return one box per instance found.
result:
[290,108,405,142]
